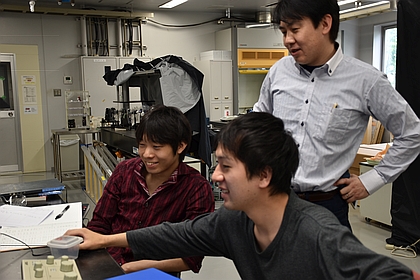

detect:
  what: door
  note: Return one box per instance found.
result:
[0,54,22,172]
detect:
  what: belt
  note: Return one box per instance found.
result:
[296,188,340,202]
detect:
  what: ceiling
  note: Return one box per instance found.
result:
[0,0,393,17]
[0,0,279,15]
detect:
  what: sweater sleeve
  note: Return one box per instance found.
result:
[127,208,231,261]
[179,174,215,272]
[316,224,414,279]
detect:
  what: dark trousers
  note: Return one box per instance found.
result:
[312,193,352,231]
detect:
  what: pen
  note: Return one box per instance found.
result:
[55,205,70,220]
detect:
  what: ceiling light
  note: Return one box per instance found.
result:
[159,0,188,9]
[340,1,390,14]
[29,0,35,12]
[245,23,272,28]
[337,0,356,6]
[340,1,391,20]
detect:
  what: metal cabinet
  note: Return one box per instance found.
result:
[65,90,90,129]
[194,60,233,121]
[237,28,285,48]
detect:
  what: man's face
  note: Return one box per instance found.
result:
[139,137,181,176]
[212,146,260,211]
[279,16,329,66]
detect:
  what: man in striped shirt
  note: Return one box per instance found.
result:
[253,0,420,229]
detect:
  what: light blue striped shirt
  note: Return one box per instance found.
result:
[254,45,420,194]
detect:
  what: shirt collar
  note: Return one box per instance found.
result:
[325,43,343,76]
[137,159,180,184]
[294,43,343,76]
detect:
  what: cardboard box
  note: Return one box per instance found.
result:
[350,143,389,175]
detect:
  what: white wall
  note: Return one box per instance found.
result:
[340,20,360,58]
[0,11,232,171]
[357,11,397,65]
[141,12,229,63]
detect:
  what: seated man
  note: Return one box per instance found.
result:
[68,112,419,279]
[86,105,214,275]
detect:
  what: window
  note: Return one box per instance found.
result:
[382,25,397,88]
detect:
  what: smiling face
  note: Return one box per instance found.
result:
[139,137,186,178]
[211,145,261,211]
[279,15,334,66]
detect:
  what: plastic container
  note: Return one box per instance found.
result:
[47,235,83,259]
[60,134,80,172]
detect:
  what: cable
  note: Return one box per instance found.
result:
[386,238,420,258]
[0,232,49,256]
[146,16,248,28]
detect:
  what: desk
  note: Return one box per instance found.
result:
[0,248,124,280]
[0,179,124,279]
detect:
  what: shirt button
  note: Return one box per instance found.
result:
[311,78,314,82]
[297,144,300,148]
[138,221,142,226]
[305,99,308,104]
[301,122,304,126]
[144,202,148,207]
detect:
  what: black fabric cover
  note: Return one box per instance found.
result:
[109,55,212,167]
[386,0,420,250]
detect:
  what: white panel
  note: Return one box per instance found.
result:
[359,164,392,226]
[194,60,233,121]
[81,57,117,118]
[237,28,284,48]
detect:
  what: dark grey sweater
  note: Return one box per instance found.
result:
[127,192,414,279]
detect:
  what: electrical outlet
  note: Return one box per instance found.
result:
[53,89,61,96]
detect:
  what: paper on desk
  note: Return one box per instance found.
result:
[0,205,53,227]
[0,202,82,252]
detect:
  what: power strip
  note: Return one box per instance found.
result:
[22,255,82,280]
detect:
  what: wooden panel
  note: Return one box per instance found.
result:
[238,48,288,68]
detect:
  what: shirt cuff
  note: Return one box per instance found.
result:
[359,168,386,195]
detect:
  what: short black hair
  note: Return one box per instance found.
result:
[273,0,340,43]
[216,112,299,195]
[135,105,191,162]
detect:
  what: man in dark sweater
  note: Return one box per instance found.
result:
[67,112,420,279]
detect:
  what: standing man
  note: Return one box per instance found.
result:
[87,105,214,275]
[253,0,420,228]
[67,112,420,279]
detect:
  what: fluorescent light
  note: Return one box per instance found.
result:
[159,0,188,9]
[245,23,272,28]
[337,0,356,6]
[340,1,390,14]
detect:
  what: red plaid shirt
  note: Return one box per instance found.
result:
[87,157,214,272]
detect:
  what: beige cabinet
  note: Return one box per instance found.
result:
[359,163,392,226]
[194,60,233,121]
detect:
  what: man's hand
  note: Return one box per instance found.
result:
[121,260,155,273]
[64,228,107,250]
[121,259,189,274]
[334,174,369,203]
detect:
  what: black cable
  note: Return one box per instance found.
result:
[147,16,249,28]
[94,18,99,55]
[0,233,49,257]
[128,19,133,55]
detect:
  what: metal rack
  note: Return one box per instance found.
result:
[52,128,101,182]
[81,141,116,202]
